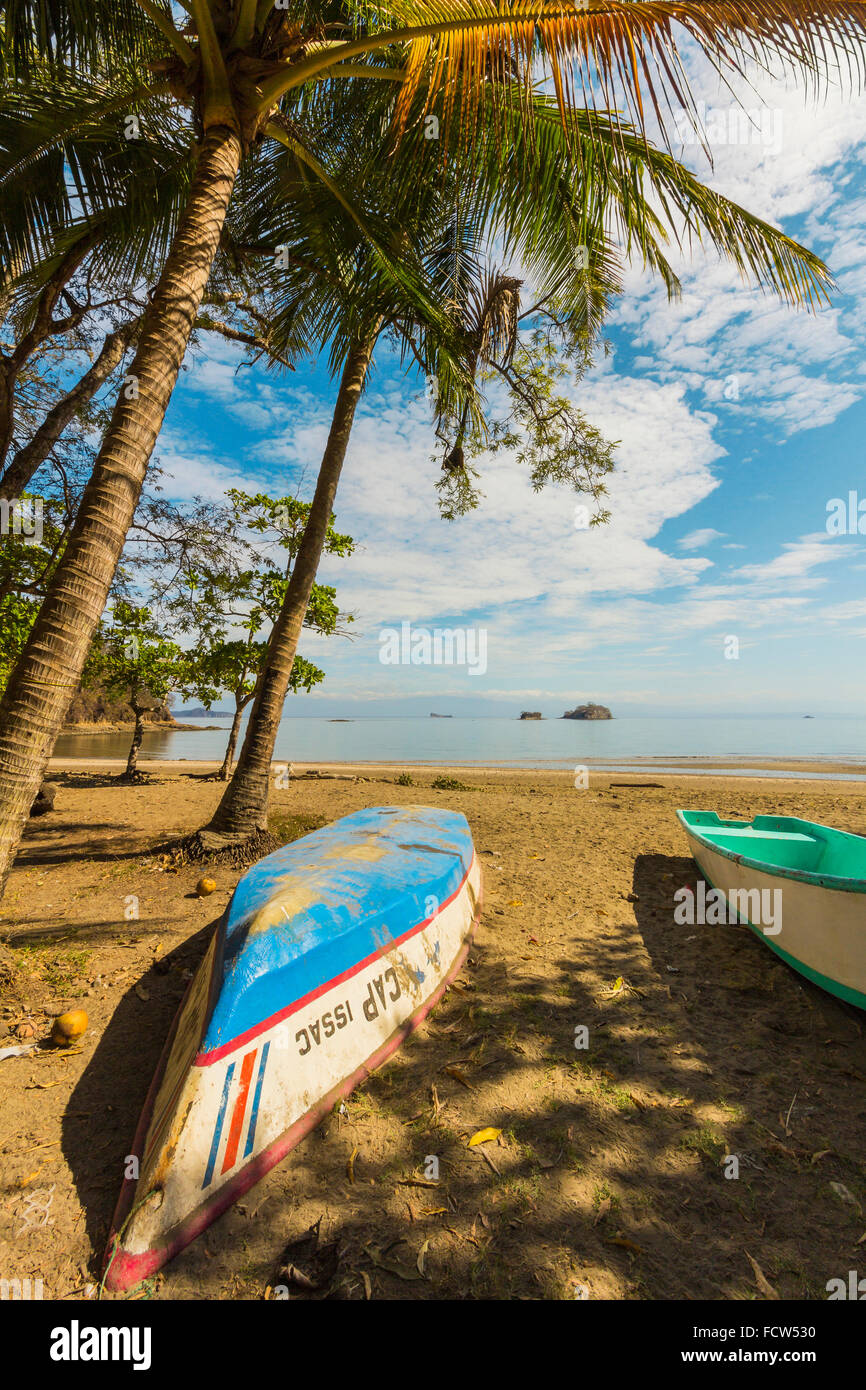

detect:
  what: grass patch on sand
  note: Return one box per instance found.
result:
[269,812,328,846]
[15,945,91,992]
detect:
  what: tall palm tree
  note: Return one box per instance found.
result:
[0,62,194,484]
[200,80,837,846]
[0,0,864,889]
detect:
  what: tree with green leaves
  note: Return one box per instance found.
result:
[85,601,184,781]
[1,0,864,887]
[0,493,70,692]
[170,488,353,779]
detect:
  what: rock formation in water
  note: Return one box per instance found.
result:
[520,711,543,719]
[562,703,612,720]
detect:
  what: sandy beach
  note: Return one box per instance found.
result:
[1,762,865,1300]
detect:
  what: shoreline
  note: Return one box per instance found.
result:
[46,754,866,782]
[62,722,221,733]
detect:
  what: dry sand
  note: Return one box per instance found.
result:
[1,762,865,1301]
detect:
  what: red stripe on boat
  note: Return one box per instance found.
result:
[221,1048,257,1174]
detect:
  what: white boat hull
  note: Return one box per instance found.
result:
[104,810,481,1290]
[684,832,866,1010]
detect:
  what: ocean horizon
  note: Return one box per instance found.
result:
[52,714,866,771]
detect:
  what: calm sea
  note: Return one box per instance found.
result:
[52,715,866,774]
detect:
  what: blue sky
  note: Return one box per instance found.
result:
[157,53,866,718]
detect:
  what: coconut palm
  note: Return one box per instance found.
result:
[199,76,836,846]
[0,62,196,485]
[0,0,865,888]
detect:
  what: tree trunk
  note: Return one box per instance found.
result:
[218,702,244,780]
[0,234,95,469]
[206,334,376,840]
[123,707,146,781]
[0,125,243,895]
[0,316,141,500]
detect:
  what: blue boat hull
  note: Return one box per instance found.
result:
[105,806,481,1290]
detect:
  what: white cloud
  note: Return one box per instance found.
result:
[679,528,725,550]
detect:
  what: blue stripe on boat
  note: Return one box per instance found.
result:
[202,1063,235,1188]
[244,1042,270,1158]
[198,806,474,1059]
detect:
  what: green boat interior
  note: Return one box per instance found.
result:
[677,810,866,880]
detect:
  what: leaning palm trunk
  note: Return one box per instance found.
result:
[0,126,243,894]
[204,333,376,843]
[218,700,247,781]
[0,315,141,500]
[0,236,95,470]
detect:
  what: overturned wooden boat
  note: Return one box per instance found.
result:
[677,809,866,1010]
[104,806,481,1291]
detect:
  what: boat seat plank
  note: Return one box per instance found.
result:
[705,829,816,843]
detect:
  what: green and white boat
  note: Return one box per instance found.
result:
[677,810,866,1011]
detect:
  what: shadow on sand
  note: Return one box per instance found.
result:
[67,851,866,1301]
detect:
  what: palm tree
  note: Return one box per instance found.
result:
[0,63,194,487]
[200,79,837,846]
[0,0,864,888]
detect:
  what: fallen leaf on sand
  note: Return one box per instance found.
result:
[397,1176,439,1188]
[282,1263,319,1291]
[606,1236,645,1255]
[745,1252,779,1300]
[507,900,523,907]
[444,1066,475,1090]
[468,1127,502,1147]
[347,1147,358,1183]
[830,1181,862,1213]
[417,1239,430,1276]
[593,1198,611,1226]
[364,1245,422,1282]
[361,1271,372,1300]
[810,1149,832,1166]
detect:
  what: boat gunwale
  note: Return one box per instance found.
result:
[676,809,866,894]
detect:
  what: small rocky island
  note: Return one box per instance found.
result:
[520,711,543,720]
[562,703,613,720]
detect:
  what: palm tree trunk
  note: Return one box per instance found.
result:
[0,315,141,500]
[0,234,95,469]
[0,125,243,895]
[218,702,245,780]
[205,333,377,841]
